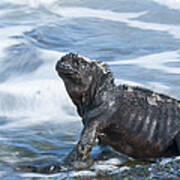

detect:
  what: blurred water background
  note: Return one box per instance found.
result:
[0,0,180,179]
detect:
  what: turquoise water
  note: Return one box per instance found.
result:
[0,0,180,179]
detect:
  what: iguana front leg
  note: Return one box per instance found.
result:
[17,121,99,174]
[64,121,99,169]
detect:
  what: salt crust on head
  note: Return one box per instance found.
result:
[78,55,111,75]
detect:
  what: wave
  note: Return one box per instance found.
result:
[0,2,179,128]
[0,0,58,9]
[0,79,79,129]
[1,2,180,40]
[52,7,180,39]
[0,49,79,129]
[107,51,180,74]
[4,0,180,11]
[153,0,180,10]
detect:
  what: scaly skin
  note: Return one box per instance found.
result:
[18,53,180,174]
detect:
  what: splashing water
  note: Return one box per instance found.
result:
[0,0,180,179]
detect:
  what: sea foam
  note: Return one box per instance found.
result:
[153,0,180,10]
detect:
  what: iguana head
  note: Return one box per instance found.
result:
[56,53,94,95]
[56,53,114,115]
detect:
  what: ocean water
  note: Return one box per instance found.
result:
[0,0,180,179]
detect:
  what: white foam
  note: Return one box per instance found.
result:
[174,156,180,161]
[0,79,79,128]
[159,158,174,165]
[0,137,8,141]
[0,0,58,9]
[100,158,125,166]
[56,7,147,20]
[70,170,97,177]
[0,26,33,38]
[0,171,6,178]
[20,172,64,178]
[2,2,180,39]
[21,170,96,179]
[53,7,180,39]
[0,48,78,128]
[68,159,129,178]
[126,20,180,39]
[15,49,65,81]
[0,12,75,128]
[0,25,35,67]
[153,0,180,10]
[146,82,171,94]
[108,51,180,74]
[49,5,180,40]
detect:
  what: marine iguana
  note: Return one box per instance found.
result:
[18,53,180,173]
